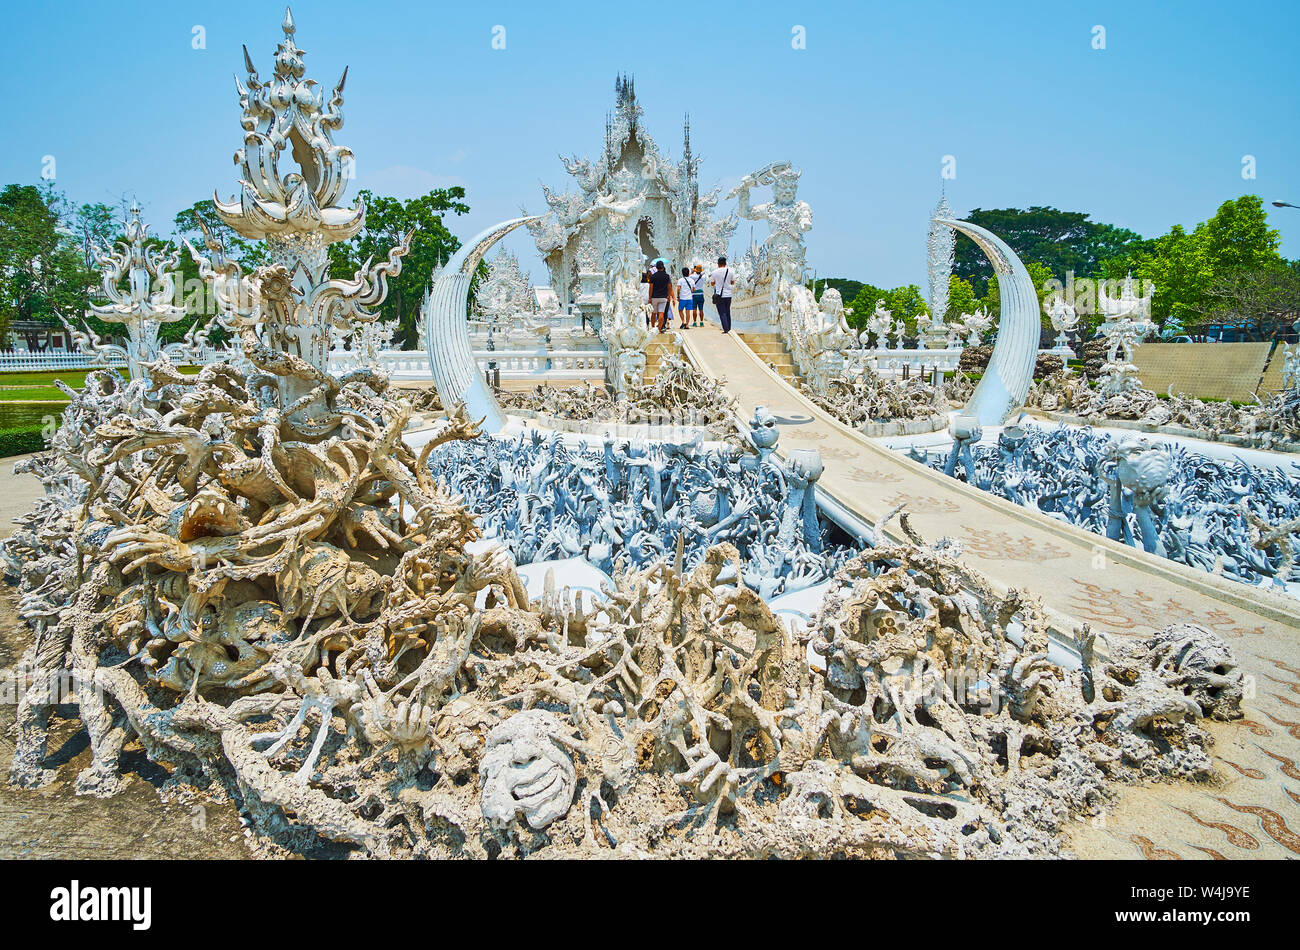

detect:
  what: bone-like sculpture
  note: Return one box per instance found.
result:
[0,9,1248,862]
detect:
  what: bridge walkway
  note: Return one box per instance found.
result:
[681,324,1300,859]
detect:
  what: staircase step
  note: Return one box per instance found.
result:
[733,332,804,383]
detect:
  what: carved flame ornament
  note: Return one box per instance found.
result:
[65,204,208,379]
[195,6,412,399]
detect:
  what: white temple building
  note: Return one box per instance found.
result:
[526,75,736,317]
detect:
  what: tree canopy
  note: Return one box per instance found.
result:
[0,184,96,346]
[952,206,1147,297]
[327,188,470,349]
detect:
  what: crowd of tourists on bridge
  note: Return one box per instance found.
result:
[641,257,735,334]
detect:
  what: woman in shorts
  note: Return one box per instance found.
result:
[648,261,673,332]
[690,263,707,327]
[677,268,695,329]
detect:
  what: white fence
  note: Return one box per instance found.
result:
[849,346,1072,378]
[0,351,133,372]
[1,346,609,382]
[854,348,964,376]
[472,350,607,378]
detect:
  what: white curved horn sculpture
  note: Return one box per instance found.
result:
[423,216,538,434]
[933,217,1040,426]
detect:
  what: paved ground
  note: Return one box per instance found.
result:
[684,325,1300,859]
[0,456,250,859]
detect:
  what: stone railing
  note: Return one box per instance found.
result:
[473,349,607,378]
[324,348,606,380]
[849,348,964,376]
[0,345,609,382]
[0,350,205,372]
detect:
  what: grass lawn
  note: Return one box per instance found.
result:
[0,365,197,457]
[0,387,71,402]
[0,365,200,390]
[0,368,117,389]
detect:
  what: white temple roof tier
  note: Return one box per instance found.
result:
[215,6,365,244]
[527,75,737,309]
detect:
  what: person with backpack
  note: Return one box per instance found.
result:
[709,256,734,333]
[677,267,696,330]
[648,260,674,333]
[688,264,706,327]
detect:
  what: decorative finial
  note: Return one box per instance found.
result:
[283,6,295,36]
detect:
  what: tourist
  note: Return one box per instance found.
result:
[709,256,734,333]
[648,260,673,332]
[641,266,654,326]
[677,268,695,329]
[690,263,706,326]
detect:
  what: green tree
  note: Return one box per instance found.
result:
[1102,196,1284,337]
[0,183,95,347]
[944,275,978,323]
[327,188,470,348]
[880,284,929,336]
[813,277,864,307]
[953,206,1146,296]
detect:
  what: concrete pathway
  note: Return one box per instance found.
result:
[682,325,1300,859]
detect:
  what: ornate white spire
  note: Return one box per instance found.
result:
[188,9,411,393]
[927,191,956,325]
[214,6,363,243]
[67,205,205,379]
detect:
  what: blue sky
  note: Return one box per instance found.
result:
[2,0,1296,289]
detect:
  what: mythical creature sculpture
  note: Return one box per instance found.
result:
[798,288,856,391]
[731,162,812,292]
[866,300,894,350]
[577,167,652,395]
[1047,293,1079,353]
[954,307,993,346]
[1095,275,1156,397]
[730,161,814,341]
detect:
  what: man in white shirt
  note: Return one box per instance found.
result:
[708,256,734,333]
